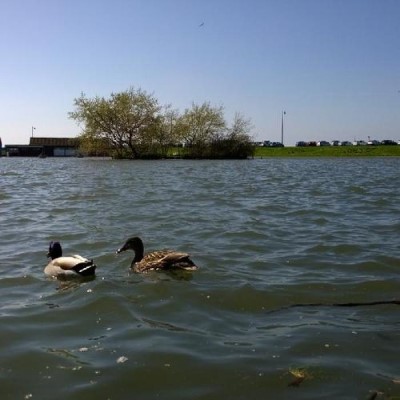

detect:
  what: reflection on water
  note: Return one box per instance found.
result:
[0,157,399,399]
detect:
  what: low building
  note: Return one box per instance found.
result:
[4,144,44,157]
[5,137,79,157]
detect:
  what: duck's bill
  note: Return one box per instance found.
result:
[115,246,126,254]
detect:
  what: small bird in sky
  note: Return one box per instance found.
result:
[199,22,204,27]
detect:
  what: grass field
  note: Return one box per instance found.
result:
[254,145,400,157]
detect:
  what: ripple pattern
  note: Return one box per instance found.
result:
[0,157,399,399]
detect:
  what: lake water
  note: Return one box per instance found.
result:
[0,157,399,399]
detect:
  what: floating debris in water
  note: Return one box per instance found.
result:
[117,356,128,364]
[288,367,312,387]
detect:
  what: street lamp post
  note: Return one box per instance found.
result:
[281,111,286,145]
[32,126,36,137]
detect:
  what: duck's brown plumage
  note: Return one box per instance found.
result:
[116,236,198,273]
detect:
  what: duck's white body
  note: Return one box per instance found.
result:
[45,241,96,277]
[44,255,95,277]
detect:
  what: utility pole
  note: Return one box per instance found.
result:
[281,111,286,144]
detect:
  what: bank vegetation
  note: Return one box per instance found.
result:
[69,88,255,159]
[255,145,400,157]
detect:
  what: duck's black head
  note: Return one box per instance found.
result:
[47,241,62,259]
[116,236,144,254]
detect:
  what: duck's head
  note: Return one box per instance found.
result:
[47,241,62,259]
[116,236,143,254]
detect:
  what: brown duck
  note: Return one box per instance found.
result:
[116,236,198,273]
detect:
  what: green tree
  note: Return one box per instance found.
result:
[146,105,182,157]
[178,104,254,159]
[69,88,254,159]
[69,88,161,159]
[222,112,255,158]
[78,133,111,157]
[179,102,226,157]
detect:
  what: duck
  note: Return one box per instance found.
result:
[45,241,97,277]
[116,236,198,273]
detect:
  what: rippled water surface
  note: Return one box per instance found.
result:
[1,157,399,399]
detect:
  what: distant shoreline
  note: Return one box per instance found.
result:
[2,145,399,159]
[254,145,400,157]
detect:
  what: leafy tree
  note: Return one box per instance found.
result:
[146,105,182,157]
[178,104,254,158]
[179,102,226,157]
[69,88,161,159]
[78,133,111,157]
[221,112,255,158]
[69,88,254,159]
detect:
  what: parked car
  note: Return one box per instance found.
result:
[367,140,380,146]
[308,141,317,146]
[317,141,331,146]
[271,142,284,147]
[296,141,308,147]
[331,140,341,146]
[381,139,397,145]
[354,140,367,146]
[341,141,353,146]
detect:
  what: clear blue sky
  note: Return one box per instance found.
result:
[1,0,399,145]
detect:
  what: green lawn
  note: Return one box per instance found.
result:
[254,145,400,157]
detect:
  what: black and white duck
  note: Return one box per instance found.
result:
[45,241,96,277]
[116,236,198,273]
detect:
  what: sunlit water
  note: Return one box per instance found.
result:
[1,157,399,399]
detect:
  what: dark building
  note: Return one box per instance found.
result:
[5,137,79,157]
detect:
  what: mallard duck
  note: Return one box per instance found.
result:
[116,236,198,273]
[45,241,96,277]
